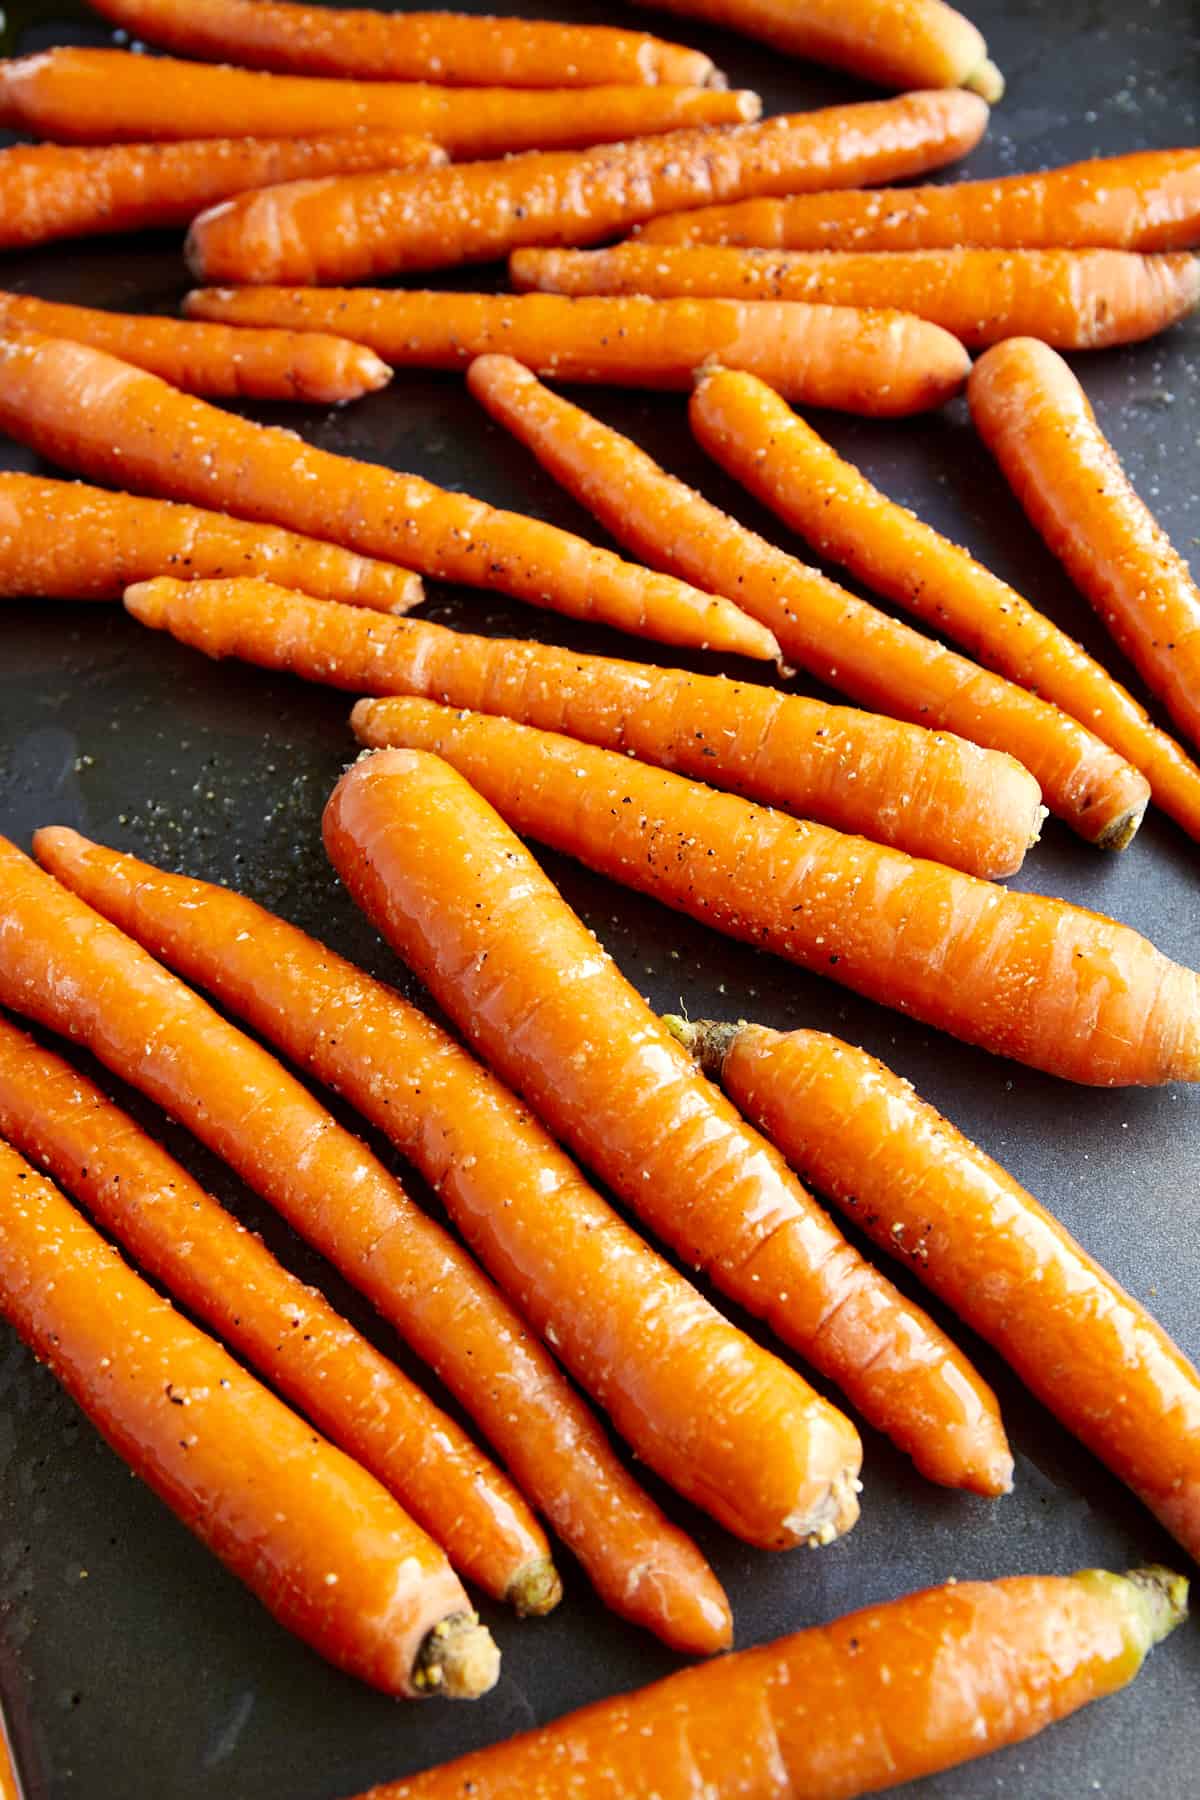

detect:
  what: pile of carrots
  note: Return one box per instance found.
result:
[0,0,1198,1795]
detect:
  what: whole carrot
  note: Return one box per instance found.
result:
[672,1016,1200,1561]
[3,837,725,1653]
[970,338,1200,759]
[183,91,990,283]
[185,286,970,416]
[0,1136,496,1701]
[344,703,1200,1088]
[0,332,774,662]
[0,1013,557,1610]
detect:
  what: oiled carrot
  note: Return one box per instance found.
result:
[185,286,970,416]
[510,244,1200,351]
[691,365,1200,843]
[345,1569,1187,1798]
[326,750,1014,1498]
[671,1014,1200,1561]
[0,332,774,662]
[0,131,444,252]
[970,338,1200,759]
[4,837,725,1653]
[127,575,1044,880]
[0,473,422,614]
[637,148,1200,250]
[0,1135,495,1700]
[0,49,755,154]
[344,703,1200,1088]
[183,91,990,283]
[0,1013,556,1610]
[466,353,1154,851]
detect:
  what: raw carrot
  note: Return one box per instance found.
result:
[0,332,774,662]
[0,49,756,154]
[970,338,1200,759]
[0,1134,495,1701]
[341,704,1200,1088]
[672,1016,1200,1560]
[326,749,1014,1498]
[183,91,990,283]
[2,837,724,1654]
[510,244,1200,350]
[637,148,1200,250]
[127,574,1044,880]
[0,131,444,253]
[33,836,863,1557]
[185,286,970,416]
[691,364,1200,843]
[344,1569,1187,1798]
[0,1012,557,1610]
[0,473,422,614]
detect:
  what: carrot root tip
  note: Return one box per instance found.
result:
[506,1556,564,1618]
[964,58,1005,102]
[412,1612,501,1700]
[1095,801,1148,852]
[790,1463,862,1547]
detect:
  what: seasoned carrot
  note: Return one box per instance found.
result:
[0,50,756,154]
[0,473,422,614]
[465,354,1151,851]
[326,750,1013,1498]
[183,91,990,283]
[970,338,1200,759]
[32,837,862,1557]
[671,1014,1200,1561]
[185,286,970,416]
[0,1135,494,1701]
[0,131,444,253]
[0,1013,555,1609]
[342,704,1200,1088]
[0,332,773,662]
[345,1569,1187,1798]
[3,838,724,1653]
[691,366,1164,846]
[637,148,1200,250]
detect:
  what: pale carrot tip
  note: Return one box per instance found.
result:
[412,1612,501,1700]
[506,1556,563,1617]
[360,352,393,394]
[1095,800,1147,852]
[1126,1567,1189,1644]
[964,58,1005,102]
[123,580,165,626]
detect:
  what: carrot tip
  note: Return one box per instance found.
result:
[412,1612,501,1700]
[663,1013,740,1081]
[790,1462,861,1547]
[964,58,1005,102]
[1095,800,1148,852]
[506,1556,564,1618]
[1124,1566,1189,1645]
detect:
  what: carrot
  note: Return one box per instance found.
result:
[185,286,970,416]
[182,91,991,283]
[1,837,725,1654]
[0,49,756,155]
[0,1134,496,1700]
[0,473,422,614]
[671,1015,1200,1560]
[0,1012,556,1610]
[970,338,1200,760]
[465,354,1155,852]
[33,835,862,1558]
[339,703,1200,1088]
[0,333,773,663]
[343,1568,1187,1799]
[637,148,1200,250]
[0,131,444,253]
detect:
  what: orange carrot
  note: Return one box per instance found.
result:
[340,702,1200,1088]
[637,149,1200,250]
[185,286,970,415]
[0,131,443,252]
[3,836,726,1653]
[326,749,1014,1498]
[0,49,756,154]
[465,354,1151,851]
[0,1135,495,1700]
[510,243,1200,350]
[127,574,1044,880]
[970,338,1200,760]
[183,91,990,282]
[0,473,422,614]
[690,364,1200,844]
[344,1569,1187,1799]
[0,331,774,662]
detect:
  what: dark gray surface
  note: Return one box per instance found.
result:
[0,1,1198,1794]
